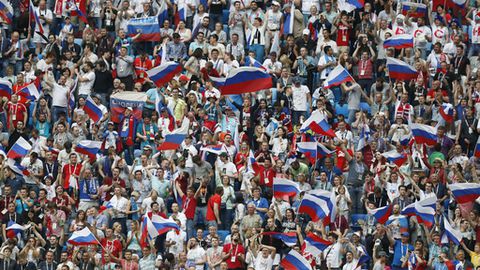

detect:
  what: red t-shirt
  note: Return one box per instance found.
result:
[336,23,350,46]
[206,194,221,221]
[134,57,152,84]
[62,163,82,189]
[102,177,126,201]
[182,194,197,220]
[259,167,276,188]
[101,238,123,258]
[7,102,27,129]
[222,243,245,269]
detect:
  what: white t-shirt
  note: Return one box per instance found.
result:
[166,230,186,254]
[141,197,166,213]
[292,85,310,111]
[432,25,448,45]
[78,71,95,96]
[186,246,206,270]
[254,254,274,270]
[52,83,69,108]
[471,21,480,44]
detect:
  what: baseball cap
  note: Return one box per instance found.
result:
[401,232,410,237]
[303,29,310,35]
[219,152,228,157]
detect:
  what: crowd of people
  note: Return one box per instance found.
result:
[0,0,480,269]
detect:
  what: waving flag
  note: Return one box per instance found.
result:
[68,227,99,245]
[401,2,427,18]
[0,78,12,98]
[273,178,300,198]
[210,67,273,95]
[300,110,336,137]
[84,96,103,122]
[401,196,436,227]
[368,204,393,224]
[157,118,190,150]
[73,0,88,24]
[174,0,187,25]
[7,137,32,159]
[200,144,223,155]
[146,62,182,87]
[157,0,169,26]
[410,123,438,146]
[304,233,333,255]
[29,0,44,34]
[281,249,312,270]
[151,214,180,234]
[262,231,297,246]
[383,34,414,49]
[346,0,364,8]
[17,83,40,101]
[6,222,25,234]
[318,143,334,158]
[356,245,371,269]
[400,134,412,147]
[475,137,480,158]
[282,4,294,35]
[75,140,102,160]
[386,57,418,80]
[381,150,407,167]
[244,56,267,70]
[323,65,354,88]
[442,216,462,245]
[0,0,13,24]
[449,183,480,204]
[357,124,371,151]
[309,189,336,224]
[7,158,30,176]
[297,142,318,163]
[298,193,333,222]
[141,215,160,247]
[439,103,454,123]
[127,16,161,41]
[451,0,466,7]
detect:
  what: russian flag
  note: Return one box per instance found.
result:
[318,143,334,158]
[439,103,454,123]
[127,16,162,41]
[210,67,273,95]
[67,227,99,246]
[280,250,312,270]
[174,0,187,25]
[451,0,466,7]
[17,83,40,101]
[84,96,103,123]
[6,158,30,176]
[356,246,371,269]
[99,201,113,214]
[381,150,407,167]
[298,193,332,222]
[401,2,427,18]
[368,204,393,224]
[323,65,354,89]
[0,78,12,98]
[282,4,294,35]
[400,134,412,147]
[300,110,336,137]
[140,215,160,247]
[303,233,333,255]
[244,56,267,70]
[410,123,438,146]
[7,137,32,159]
[475,137,480,158]
[449,183,480,204]
[157,0,169,27]
[146,62,183,87]
[200,144,223,155]
[386,57,418,80]
[297,142,318,163]
[442,216,462,245]
[309,189,336,224]
[157,118,189,151]
[273,178,300,198]
[346,0,364,8]
[262,231,297,246]
[383,34,414,49]
[401,196,436,227]
[151,214,180,235]
[0,0,13,24]
[73,0,88,24]
[75,140,102,160]
[6,222,25,234]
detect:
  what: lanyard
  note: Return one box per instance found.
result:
[455,56,463,68]
[69,164,78,176]
[10,104,18,115]
[361,60,367,71]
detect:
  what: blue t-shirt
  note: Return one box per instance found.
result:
[249,197,269,219]
[145,88,159,110]
[392,240,414,267]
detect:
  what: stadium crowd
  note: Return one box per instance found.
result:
[1,0,480,269]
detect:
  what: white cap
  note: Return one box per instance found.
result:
[272,1,280,5]
[302,29,310,35]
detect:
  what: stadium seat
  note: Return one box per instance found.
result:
[335,103,348,117]
[359,102,371,115]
